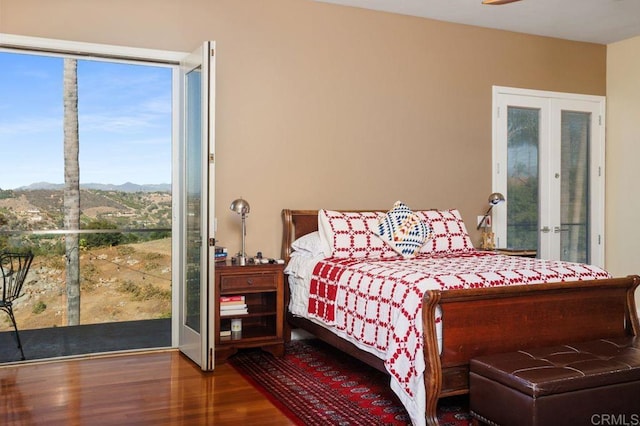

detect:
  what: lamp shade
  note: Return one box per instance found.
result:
[488,192,505,206]
[230,198,250,215]
[477,192,506,231]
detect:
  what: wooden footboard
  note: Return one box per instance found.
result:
[281,209,640,426]
[421,275,640,425]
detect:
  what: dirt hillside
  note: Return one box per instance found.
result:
[2,238,172,331]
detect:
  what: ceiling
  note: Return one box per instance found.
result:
[315,0,640,45]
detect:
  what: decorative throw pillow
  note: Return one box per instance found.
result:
[374,201,431,258]
[318,209,399,259]
[415,209,475,254]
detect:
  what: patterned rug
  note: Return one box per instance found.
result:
[229,339,472,425]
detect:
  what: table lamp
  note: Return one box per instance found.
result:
[230,198,250,266]
[477,192,505,250]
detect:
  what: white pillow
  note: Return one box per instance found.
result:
[291,231,330,258]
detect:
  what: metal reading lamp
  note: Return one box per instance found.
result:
[477,192,505,250]
[230,198,250,266]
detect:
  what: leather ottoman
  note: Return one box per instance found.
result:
[469,337,640,426]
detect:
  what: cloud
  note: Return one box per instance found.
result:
[0,116,61,136]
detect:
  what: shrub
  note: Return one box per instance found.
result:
[82,219,123,248]
[118,280,170,302]
[32,301,47,314]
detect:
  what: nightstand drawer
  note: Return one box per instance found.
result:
[220,273,277,292]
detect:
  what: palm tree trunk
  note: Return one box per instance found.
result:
[63,58,81,326]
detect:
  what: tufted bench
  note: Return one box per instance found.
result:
[469,336,640,426]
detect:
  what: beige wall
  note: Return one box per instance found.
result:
[606,35,640,276]
[0,0,606,258]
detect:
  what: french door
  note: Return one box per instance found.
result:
[176,41,216,370]
[492,87,605,266]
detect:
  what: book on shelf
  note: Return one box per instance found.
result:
[219,295,247,315]
[220,308,248,317]
[220,303,247,311]
[220,295,245,303]
[220,300,245,307]
[215,246,228,263]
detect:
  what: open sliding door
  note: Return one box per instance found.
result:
[177,41,216,370]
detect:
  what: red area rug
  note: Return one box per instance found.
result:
[229,339,472,425]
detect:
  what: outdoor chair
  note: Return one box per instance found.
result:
[0,252,34,360]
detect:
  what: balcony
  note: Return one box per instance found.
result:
[0,319,170,363]
[0,230,173,363]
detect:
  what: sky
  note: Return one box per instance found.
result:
[0,51,172,190]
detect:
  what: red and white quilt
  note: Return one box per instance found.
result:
[307,250,610,424]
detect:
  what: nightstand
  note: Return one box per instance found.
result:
[490,248,537,258]
[214,262,285,364]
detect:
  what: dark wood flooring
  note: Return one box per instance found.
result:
[0,349,293,425]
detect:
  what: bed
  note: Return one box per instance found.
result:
[281,208,640,426]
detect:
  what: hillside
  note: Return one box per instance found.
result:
[1,238,172,331]
[0,188,171,231]
[0,187,174,332]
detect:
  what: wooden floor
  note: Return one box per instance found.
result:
[0,349,295,425]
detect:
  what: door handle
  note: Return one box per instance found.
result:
[554,226,569,233]
[540,226,551,233]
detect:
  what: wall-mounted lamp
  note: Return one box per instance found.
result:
[230,198,250,266]
[477,192,505,250]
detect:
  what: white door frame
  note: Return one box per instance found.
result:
[1,34,220,365]
[492,86,605,266]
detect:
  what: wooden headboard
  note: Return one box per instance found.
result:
[281,209,321,262]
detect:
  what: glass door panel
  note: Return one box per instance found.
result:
[506,106,540,251]
[185,67,202,334]
[559,111,591,263]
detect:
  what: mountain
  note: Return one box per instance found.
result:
[16,182,171,193]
